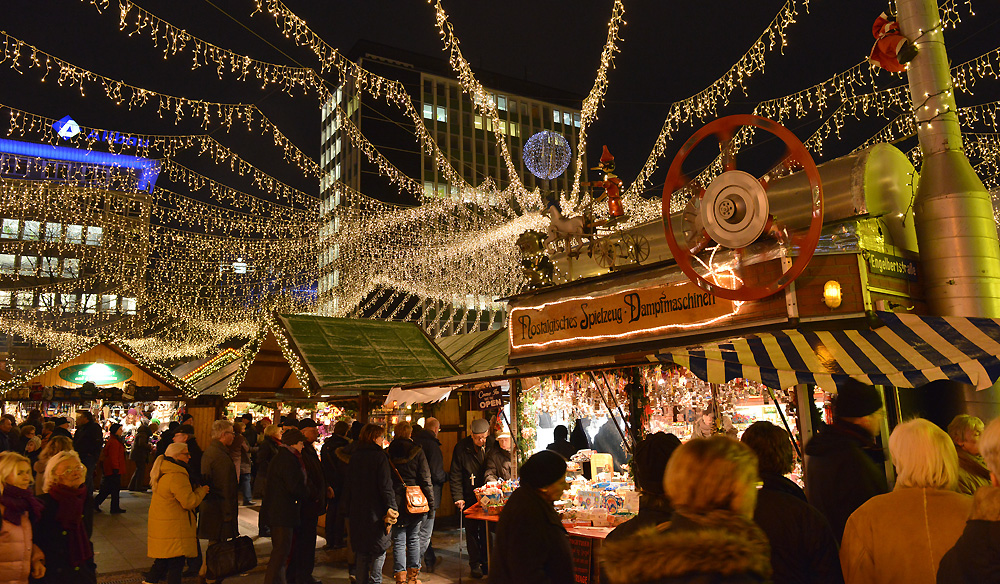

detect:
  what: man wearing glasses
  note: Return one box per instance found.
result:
[197,419,239,583]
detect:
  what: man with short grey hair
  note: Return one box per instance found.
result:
[198,419,239,581]
[449,417,490,578]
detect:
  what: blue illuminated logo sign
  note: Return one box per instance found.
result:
[52,116,81,139]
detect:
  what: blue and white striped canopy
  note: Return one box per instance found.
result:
[658,311,1000,392]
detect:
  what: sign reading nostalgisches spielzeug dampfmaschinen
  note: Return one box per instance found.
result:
[509,281,736,355]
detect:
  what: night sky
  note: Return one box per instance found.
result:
[3,0,999,204]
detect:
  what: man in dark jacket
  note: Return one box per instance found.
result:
[490,450,573,584]
[156,421,180,459]
[260,428,309,584]
[73,410,103,534]
[291,418,327,584]
[128,423,153,491]
[484,432,513,482]
[804,380,889,543]
[177,425,204,485]
[343,423,398,584]
[413,417,447,572]
[742,421,844,584]
[0,415,12,453]
[51,417,72,439]
[546,425,577,460]
[199,419,239,580]
[606,432,680,542]
[387,421,434,583]
[450,418,490,578]
[320,420,351,549]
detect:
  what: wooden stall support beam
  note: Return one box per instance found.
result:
[510,379,521,474]
[795,385,815,450]
[765,386,801,459]
[875,385,896,488]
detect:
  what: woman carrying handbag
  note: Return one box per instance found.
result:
[386,422,434,584]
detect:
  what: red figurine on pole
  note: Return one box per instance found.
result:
[583,145,625,218]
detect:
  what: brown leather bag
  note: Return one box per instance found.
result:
[389,459,429,514]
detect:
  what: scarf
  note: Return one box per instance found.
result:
[282,444,307,482]
[1,483,43,525]
[47,483,93,567]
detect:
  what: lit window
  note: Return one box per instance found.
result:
[333,269,339,287]
[61,258,80,278]
[437,184,446,196]
[510,125,520,137]
[423,104,433,119]
[509,99,517,112]
[22,221,40,241]
[38,293,55,311]
[564,112,572,126]
[44,223,62,242]
[1,219,19,239]
[121,297,137,314]
[574,113,581,128]
[474,116,483,130]
[66,225,84,244]
[553,109,561,124]
[85,226,102,246]
[82,294,97,313]
[333,244,340,260]
[424,181,435,196]
[18,256,37,276]
[62,295,79,313]
[0,255,14,275]
[0,291,9,307]
[40,257,59,277]
[16,291,32,308]
[101,294,117,312]
[436,106,447,122]
[497,96,507,111]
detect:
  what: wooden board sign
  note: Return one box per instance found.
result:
[509,281,735,355]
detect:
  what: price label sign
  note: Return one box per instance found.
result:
[473,386,504,410]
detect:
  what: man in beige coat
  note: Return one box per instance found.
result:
[840,419,972,584]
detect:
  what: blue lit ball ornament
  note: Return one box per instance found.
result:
[523,131,572,180]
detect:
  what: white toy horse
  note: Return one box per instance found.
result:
[542,202,589,252]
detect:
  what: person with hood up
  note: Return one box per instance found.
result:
[803,380,889,542]
[840,418,971,584]
[0,451,45,583]
[342,424,398,584]
[602,436,772,584]
[260,428,308,584]
[143,442,209,584]
[94,423,126,514]
[947,414,990,495]
[606,432,681,542]
[489,450,572,584]
[938,415,1000,582]
[386,421,433,584]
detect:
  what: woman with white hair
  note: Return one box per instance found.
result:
[840,418,972,584]
[602,436,772,584]
[143,443,210,584]
[32,450,96,584]
[0,451,45,583]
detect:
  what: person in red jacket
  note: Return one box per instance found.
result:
[95,423,126,513]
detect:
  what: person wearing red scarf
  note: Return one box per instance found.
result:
[34,451,96,584]
[0,451,45,583]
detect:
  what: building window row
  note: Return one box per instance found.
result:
[0,291,137,314]
[1,219,102,246]
[0,255,80,278]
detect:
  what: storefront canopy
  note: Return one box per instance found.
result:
[658,311,1000,393]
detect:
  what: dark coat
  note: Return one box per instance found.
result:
[605,495,673,543]
[601,513,772,584]
[198,439,239,540]
[253,435,280,498]
[483,442,513,482]
[937,485,1000,583]
[72,421,103,467]
[260,445,308,529]
[186,438,203,485]
[387,437,434,522]
[804,420,888,543]
[489,487,573,584]
[412,429,447,510]
[33,493,98,584]
[321,433,351,498]
[449,436,486,504]
[342,441,397,556]
[546,439,577,460]
[130,425,152,462]
[300,441,327,518]
[229,433,250,476]
[594,419,627,471]
[754,481,843,584]
[50,427,72,441]
[156,428,177,459]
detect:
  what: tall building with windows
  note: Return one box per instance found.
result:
[0,138,154,367]
[318,41,586,334]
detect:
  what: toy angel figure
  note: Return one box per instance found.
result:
[582,145,624,217]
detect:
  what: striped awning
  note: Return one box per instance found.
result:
[658,311,1000,392]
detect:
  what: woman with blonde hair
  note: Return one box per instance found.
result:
[143,443,209,584]
[0,452,45,583]
[32,436,72,496]
[33,450,96,583]
[602,436,771,584]
[840,418,972,584]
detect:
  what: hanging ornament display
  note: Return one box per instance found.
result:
[523,131,573,180]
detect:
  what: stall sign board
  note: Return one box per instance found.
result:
[58,363,133,385]
[472,386,504,410]
[866,251,918,281]
[510,281,735,354]
[569,535,596,584]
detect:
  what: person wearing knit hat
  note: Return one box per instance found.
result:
[606,432,682,543]
[484,431,514,482]
[448,418,491,578]
[804,379,889,543]
[95,423,127,513]
[491,450,572,583]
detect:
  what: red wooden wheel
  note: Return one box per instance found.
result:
[661,115,823,301]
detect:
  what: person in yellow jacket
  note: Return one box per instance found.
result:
[143,442,210,584]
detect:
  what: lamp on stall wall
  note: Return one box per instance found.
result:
[823,280,842,309]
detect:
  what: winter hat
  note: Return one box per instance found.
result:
[470,418,490,434]
[519,450,567,489]
[297,418,318,429]
[282,428,306,446]
[53,417,70,427]
[177,424,195,435]
[109,423,122,436]
[835,379,884,418]
[633,432,682,496]
[165,442,188,458]
[496,432,512,441]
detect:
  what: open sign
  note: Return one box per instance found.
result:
[473,386,504,410]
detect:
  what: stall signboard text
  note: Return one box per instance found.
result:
[510,281,735,354]
[472,386,504,410]
[58,363,133,385]
[866,251,918,281]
